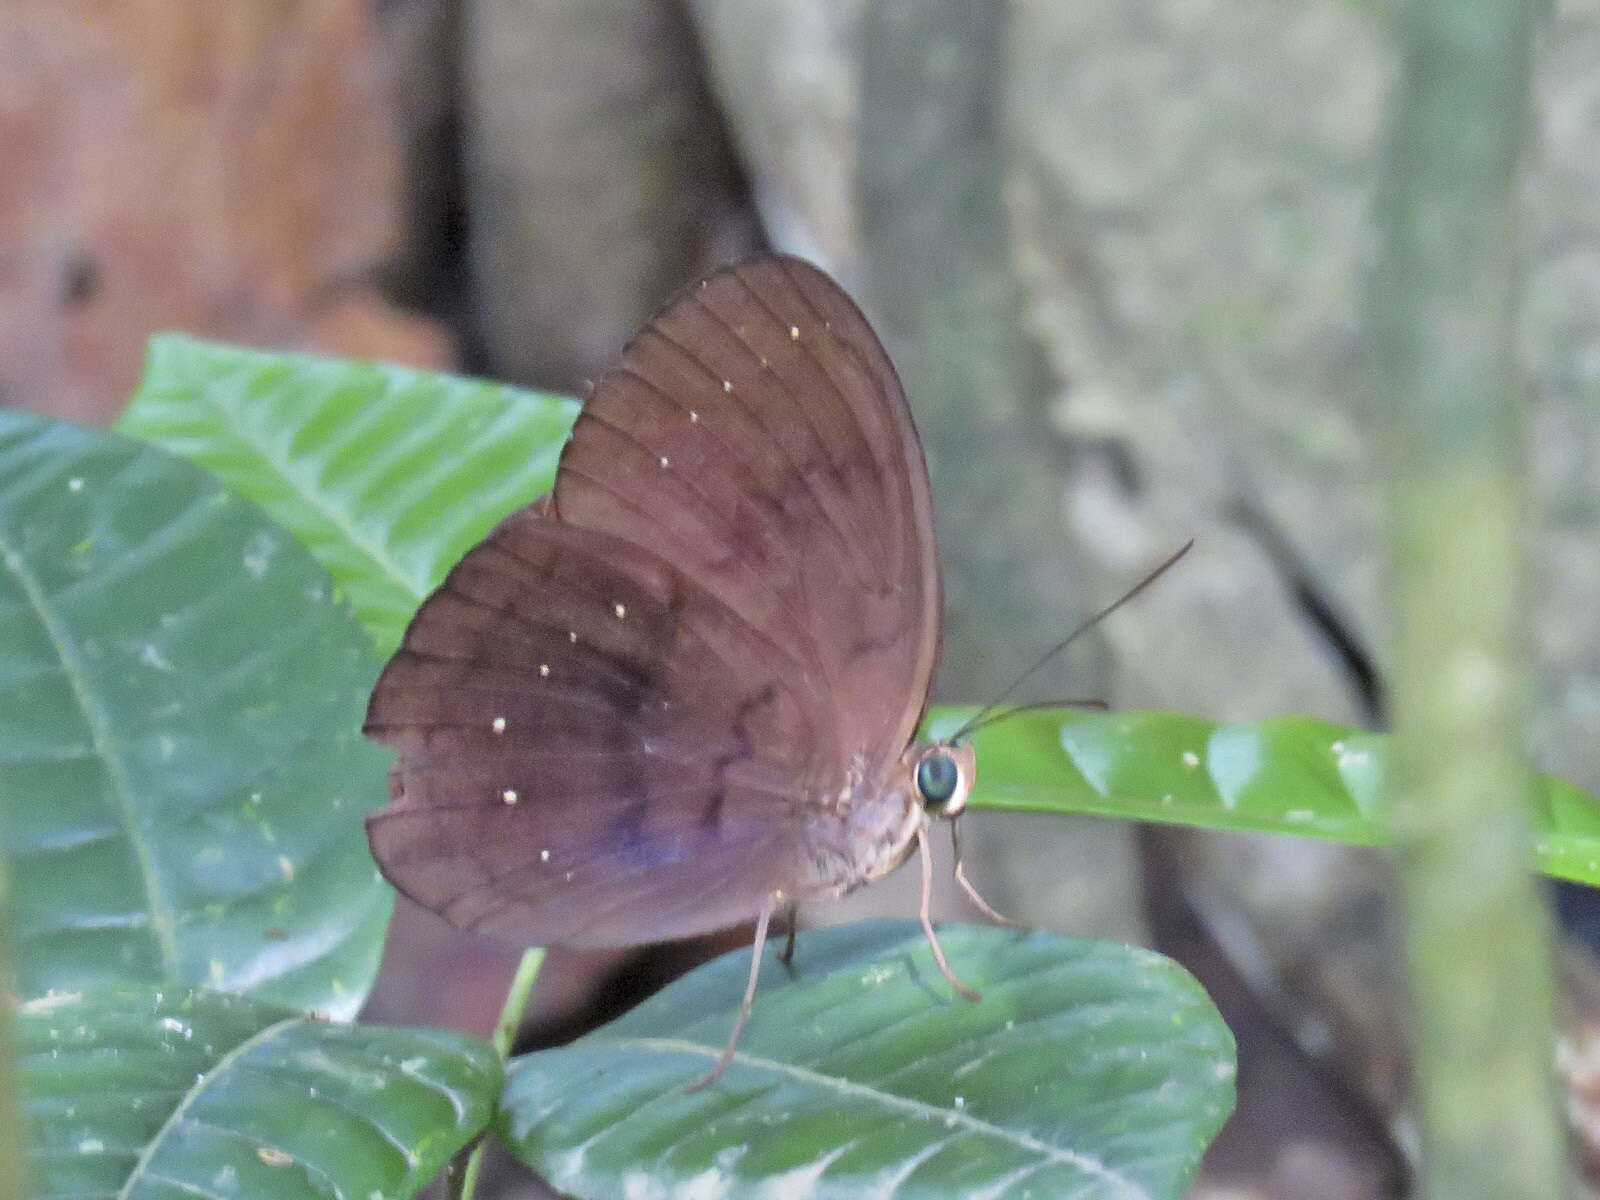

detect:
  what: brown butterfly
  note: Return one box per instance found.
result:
[364,256,1016,1088]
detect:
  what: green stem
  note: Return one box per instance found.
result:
[455,947,544,1200]
[1366,0,1564,1196]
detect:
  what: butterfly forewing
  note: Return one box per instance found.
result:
[556,258,939,763]
[364,256,941,948]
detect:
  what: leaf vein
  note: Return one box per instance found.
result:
[0,522,181,975]
[596,1035,1149,1197]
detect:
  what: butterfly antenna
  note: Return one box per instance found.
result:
[954,697,1108,740]
[948,541,1193,744]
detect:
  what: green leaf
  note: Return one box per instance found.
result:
[17,984,499,1200]
[945,708,1600,887]
[500,922,1234,1199]
[0,408,391,1015]
[118,334,579,655]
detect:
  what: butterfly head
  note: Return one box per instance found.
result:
[910,740,976,819]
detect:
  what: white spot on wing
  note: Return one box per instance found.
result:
[492,716,506,734]
[789,324,800,340]
[502,789,518,805]
[539,664,550,677]
[614,602,626,619]
[659,456,670,468]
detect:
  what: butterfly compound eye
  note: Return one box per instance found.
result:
[916,749,964,815]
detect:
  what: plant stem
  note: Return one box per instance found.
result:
[1366,0,1565,1195]
[455,947,544,1200]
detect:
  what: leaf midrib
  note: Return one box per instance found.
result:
[117,1016,303,1200]
[596,1035,1149,1198]
[178,364,421,606]
[0,525,181,976]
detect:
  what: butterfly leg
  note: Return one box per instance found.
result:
[684,895,778,1092]
[916,825,981,1002]
[950,819,1022,928]
[778,900,799,966]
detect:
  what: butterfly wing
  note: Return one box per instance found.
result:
[364,256,940,947]
[555,257,941,765]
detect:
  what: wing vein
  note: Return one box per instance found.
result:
[670,298,879,587]
[573,404,830,673]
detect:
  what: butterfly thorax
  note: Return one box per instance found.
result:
[794,767,921,900]
[793,739,975,900]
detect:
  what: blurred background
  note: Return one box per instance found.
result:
[4,2,1598,1196]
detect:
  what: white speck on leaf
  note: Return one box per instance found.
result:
[1181,750,1200,768]
[68,477,84,492]
[19,992,83,1015]
[242,530,277,579]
